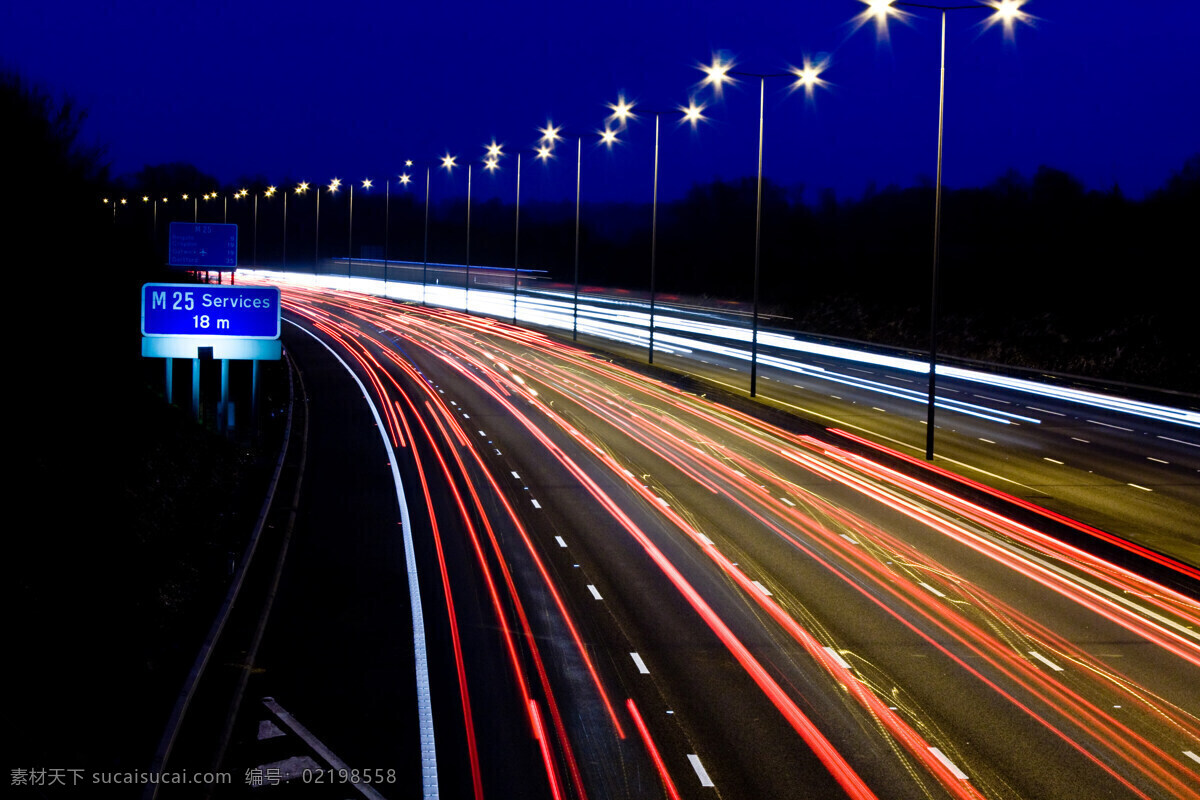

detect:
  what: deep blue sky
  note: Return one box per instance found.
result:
[4,1,1198,206]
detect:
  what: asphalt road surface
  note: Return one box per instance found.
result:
[244,275,1200,800]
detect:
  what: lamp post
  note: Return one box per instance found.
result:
[317,178,340,275]
[259,186,276,267]
[233,189,248,274]
[384,175,391,284]
[402,160,435,305]
[537,122,588,341]
[349,178,371,279]
[441,153,473,312]
[512,150,522,324]
[607,95,706,365]
[860,0,1028,460]
[481,137,547,325]
[701,55,827,398]
[281,183,308,269]
[387,167,416,292]
[400,159,433,305]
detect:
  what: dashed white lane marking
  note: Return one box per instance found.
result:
[779,497,796,507]
[823,647,852,670]
[478,430,487,437]
[1147,457,1169,464]
[1027,406,1065,416]
[1028,651,1064,671]
[1159,435,1199,448]
[698,533,715,546]
[555,536,568,548]
[687,754,715,787]
[587,584,603,600]
[1087,419,1133,432]
[979,438,996,444]
[511,471,521,479]
[839,534,859,545]
[1184,750,1200,765]
[462,413,470,419]
[1043,457,1064,465]
[630,653,650,674]
[531,498,542,508]
[920,582,947,598]
[752,580,773,597]
[1128,483,1153,492]
[928,747,970,780]
[1071,437,1090,444]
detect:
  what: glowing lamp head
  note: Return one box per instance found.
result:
[680,99,706,127]
[699,55,735,95]
[862,0,894,19]
[607,95,635,125]
[441,153,458,171]
[182,194,188,200]
[790,58,828,97]
[988,0,1027,32]
[265,186,276,197]
[598,126,620,148]
[535,144,553,161]
[361,178,372,190]
[485,141,503,159]
[142,196,149,202]
[399,173,411,185]
[405,159,414,167]
[483,157,500,173]
[538,122,563,145]
[328,178,341,193]
[296,182,309,194]
[120,198,127,205]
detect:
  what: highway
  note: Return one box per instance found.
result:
[245,274,1200,799]
[263,265,1200,568]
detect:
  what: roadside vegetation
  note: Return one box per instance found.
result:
[6,71,281,772]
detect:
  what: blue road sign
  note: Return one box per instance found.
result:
[142,283,281,339]
[168,222,238,269]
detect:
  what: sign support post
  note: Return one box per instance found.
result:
[142,282,282,431]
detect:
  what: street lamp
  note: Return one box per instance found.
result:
[607,94,706,365]
[259,186,276,267]
[700,54,828,398]
[282,182,308,269]
[538,122,597,341]
[352,178,372,278]
[858,0,1029,460]
[441,152,473,312]
[389,167,416,289]
[317,177,341,275]
[481,137,546,325]
[401,159,434,305]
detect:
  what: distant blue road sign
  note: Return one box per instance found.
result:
[169,222,238,269]
[142,283,281,339]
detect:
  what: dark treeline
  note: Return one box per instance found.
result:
[8,71,274,773]
[112,155,1200,392]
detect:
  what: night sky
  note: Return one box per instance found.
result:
[3,1,1198,206]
